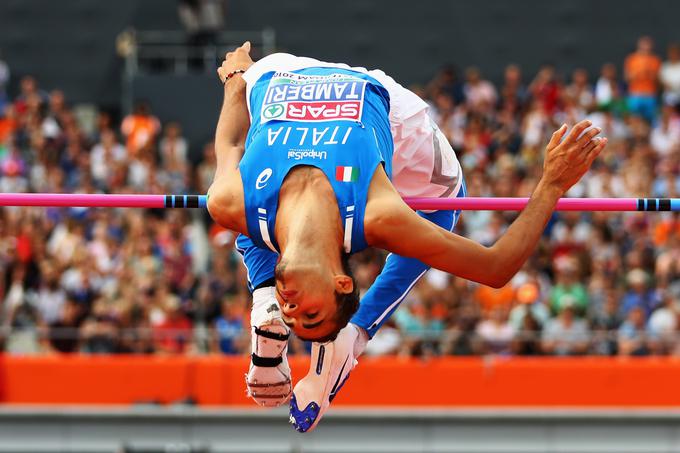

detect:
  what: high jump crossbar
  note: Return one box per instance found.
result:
[0,193,677,212]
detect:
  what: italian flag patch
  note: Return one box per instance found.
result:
[336,166,359,182]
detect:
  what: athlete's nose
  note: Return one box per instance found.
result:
[282,302,298,315]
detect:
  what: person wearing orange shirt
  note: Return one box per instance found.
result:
[624,36,661,124]
[120,102,161,156]
[0,104,16,146]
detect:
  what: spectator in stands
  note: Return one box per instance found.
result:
[196,141,217,195]
[508,282,550,330]
[159,121,189,194]
[565,68,595,112]
[90,129,127,190]
[214,296,247,354]
[394,301,430,356]
[153,295,193,354]
[13,75,48,115]
[80,299,120,354]
[618,306,651,356]
[48,298,82,353]
[647,293,678,354]
[549,256,589,315]
[529,64,561,115]
[660,43,680,107]
[589,288,622,355]
[363,320,402,356]
[34,262,67,325]
[427,64,465,105]
[499,64,528,111]
[463,67,497,114]
[476,306,514,355]
[594,63,623,111]
[541,300,590,355]
[649,105,680,157]
[620,269,662,318]
[442,299,481,356]
[121,101,161,156]
[430,91,465,150]
[625,36,662,124]
[512,311,543,356]
[160,122,188,168]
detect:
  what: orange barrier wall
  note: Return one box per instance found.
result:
[2,355,680,406]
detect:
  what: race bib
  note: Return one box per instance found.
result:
[261,72,367,124]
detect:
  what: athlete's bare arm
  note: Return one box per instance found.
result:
[213,42,254,173]
[206,42,255,235]
[365,120,606,288]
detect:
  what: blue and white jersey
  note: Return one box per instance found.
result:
[243,53,463,201]
[239,65,393,254]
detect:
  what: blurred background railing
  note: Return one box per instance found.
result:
[0,327,671,357]
[117,28,276,77]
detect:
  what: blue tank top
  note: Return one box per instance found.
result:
[240,67,393,254]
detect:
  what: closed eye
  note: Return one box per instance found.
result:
[305,312,319,320]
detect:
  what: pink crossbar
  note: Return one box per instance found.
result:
[403,197,639,211]
[0,193,167,208]
[0,193,665,211]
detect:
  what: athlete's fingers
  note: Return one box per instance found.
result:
[576,127,602,148]
[581,136,601,155]
[242,41,251,53]
[564,120,592,145]
[547,124,567,150]
[585,137,607,163]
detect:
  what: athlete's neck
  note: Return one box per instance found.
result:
[275,167,344,278]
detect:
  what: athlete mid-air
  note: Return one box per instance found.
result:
[207,42,607,432]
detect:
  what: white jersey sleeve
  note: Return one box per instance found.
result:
[243,53,462,200]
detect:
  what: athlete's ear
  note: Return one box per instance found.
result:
[333,275,354,294]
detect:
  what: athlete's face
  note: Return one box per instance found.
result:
[274,261,353,341]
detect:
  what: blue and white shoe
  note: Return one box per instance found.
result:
[289,323,366,433]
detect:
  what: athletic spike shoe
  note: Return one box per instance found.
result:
[246,287,292,407]
[289,323,367,433]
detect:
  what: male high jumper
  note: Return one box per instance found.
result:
[207,42,607,432]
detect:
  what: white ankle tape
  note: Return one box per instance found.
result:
[251,286,281,328]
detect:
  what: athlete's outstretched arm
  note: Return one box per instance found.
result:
[366,120,607,289]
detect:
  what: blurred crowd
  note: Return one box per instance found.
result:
[1,36,680,357]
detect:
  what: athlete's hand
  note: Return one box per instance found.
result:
[218,41,254,84]
[539,120,607,195]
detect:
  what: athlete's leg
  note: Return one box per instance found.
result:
[235,234,277,292]
[350,207,462,337]
[290,183,466,433]
[235,234,292,407]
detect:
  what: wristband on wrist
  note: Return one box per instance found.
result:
[223,69,247,84]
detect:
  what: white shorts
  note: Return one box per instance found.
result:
[391,108,463,201]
